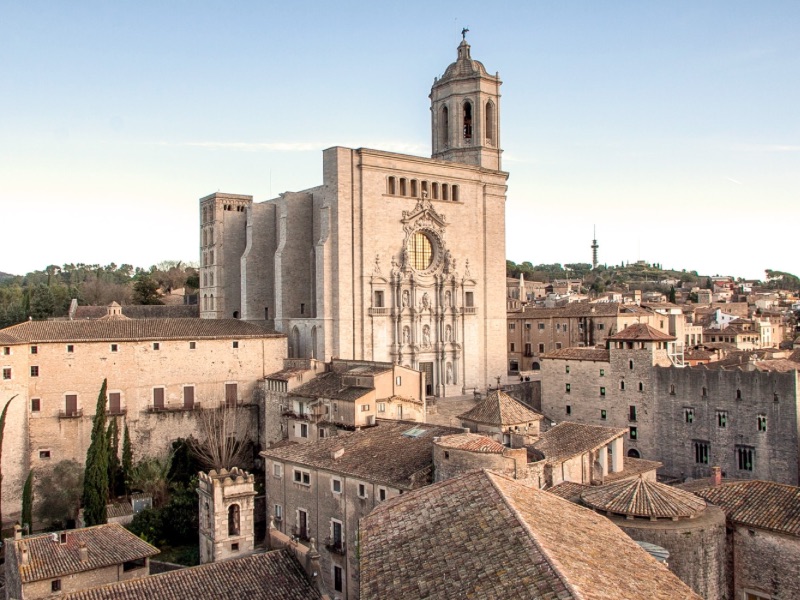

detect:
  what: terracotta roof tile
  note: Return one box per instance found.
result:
[581,476,707,520]
[457,390,543,426]
[287,371,372,402]
[603,457,663,483]
[435,433,506,453]
[0,319,282,344]
[61,549,321,600]
[690,480,800,537]
[519,302,651,319]
[531,422,627,464]
[73,305,199,320]
[9,524,158,583]
[545,481,590,501]
[608,323,676,341]
[360,470,700,599]
[261,420,462,490]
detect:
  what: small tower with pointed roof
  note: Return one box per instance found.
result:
[430,32,503,170]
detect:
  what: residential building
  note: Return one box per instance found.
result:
[199,35,508,396]
[359,469,701,599]
[260,420,462,599]
[3,523,158,599]
[0,312,285,526]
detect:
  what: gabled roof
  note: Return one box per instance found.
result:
[581,476,707,520]
[689,480,800,537]
[608,323,676,341]
[287,371,372,402]
[531,422,626,464]
[61,549,321,600]
[0,319,282,344]
[261,420,462,490]
[9,524,158,584]
[359,470,700,600]
[457,390,543,426]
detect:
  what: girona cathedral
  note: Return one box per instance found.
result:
[198,36,508,396]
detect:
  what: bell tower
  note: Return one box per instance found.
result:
[430,32,502,170]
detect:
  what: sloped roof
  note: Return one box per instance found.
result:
[9,524,158,583]
[359,470,700,600]
[531,422,627,464]
[519,301,649,319]
[435,433,506,454]
[608,323,676,341]
[73,304,199,320]
[61,549,321,600]
[261,420,462,490]
[690,480,800,537]
[457,390,543,426]
[581,476,707,520]
[0,319,281,344]
[287,371,372,402]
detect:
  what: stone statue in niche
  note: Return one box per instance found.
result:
[443,249,452,273]
[402,290,409,307]
[422,325,431,347]
[446,362,453,384]
[445,324,452,341]
[445,291,451,307]
[421,292,430,310]
[402,326,410,344]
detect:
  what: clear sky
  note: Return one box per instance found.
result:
[1,1,798,280]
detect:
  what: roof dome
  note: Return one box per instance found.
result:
[581,476,707,520]
[436,40,491,84]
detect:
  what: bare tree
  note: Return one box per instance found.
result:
[190,402,254,472]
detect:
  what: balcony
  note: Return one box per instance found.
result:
[324,537,346,555]
[462,306,478,315]
[107,408,128,417]
[282,410,311,421]
[368,307,390,316]
[58,408,83,419]
[291,526,310,543]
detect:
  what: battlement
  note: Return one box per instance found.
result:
[198,467,256,498]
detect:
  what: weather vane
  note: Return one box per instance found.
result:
[461,27,469,40]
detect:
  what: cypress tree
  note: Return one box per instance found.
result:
[107,419,121,498]
[0,395,18,529]
[122,422,133,495]
[82,380,109,526]
[22,469,33,532]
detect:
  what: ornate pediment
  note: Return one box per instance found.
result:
[401,197,447,235]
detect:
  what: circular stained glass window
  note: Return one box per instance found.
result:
[408,231,434,271]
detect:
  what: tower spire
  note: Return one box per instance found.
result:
[591,226,599,269]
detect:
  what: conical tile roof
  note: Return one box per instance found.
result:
[581,476,706,520]
[457,390,542,427]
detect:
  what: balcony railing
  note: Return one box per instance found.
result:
[462,306,478,315]
[58,408,83,419]
[291,525,310,543]
[107,408,128,417]
[368,307,390,316]
[324,537,346,555]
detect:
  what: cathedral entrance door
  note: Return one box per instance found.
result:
[419,362,434,396]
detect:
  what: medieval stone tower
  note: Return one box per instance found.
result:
[197,467,257,564]
[198,36,509,394]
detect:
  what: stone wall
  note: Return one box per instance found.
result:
[731,525,800,600]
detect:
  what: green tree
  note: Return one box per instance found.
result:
[0,395,18,527]
[22,469,34,532]
[122,422,133,495]
[107,419,123,498]
[129,453,173,508]
[29,283,55,319]
[82,380,109,525]
[668,286,677,304]
[132,273,163,305]
[35,460,84,528]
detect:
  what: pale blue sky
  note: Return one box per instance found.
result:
[1,1,798,280]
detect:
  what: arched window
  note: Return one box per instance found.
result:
[210,294,214,310]
[485,100,495,145]
[440,105,449,148]
[311,327,318,360]
[451,185,459,202]
[203,272,208,287]
[203,294,208,310]
[202,229,207,246]
[291,327,301,358]
[399,178,407,196]
[205,501,211,530]
[209,250,214,264]
[209,272,214,286]
[463,101,473,139]
[442,184,449,201]
[627,449,641,459]
[387,177,396,195]
[531,362,540,371]
[228,504,240,536]
[432,182,439,200]
[629,359,634,370]
[620,381,625,390]
[410,180,418,197]
[233,311,239,319]
[638,382,644,392]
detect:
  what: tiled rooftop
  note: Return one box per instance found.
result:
[0,319,282,344]
[608,323,676,341]
[519,302,651,319]
[689,480,800,537]
[531,422,627,464]
[360,469,700,600]
[261,420,462,490]
[73,305,199,320]
[545,481,590,501]
[435,433,506,454]
[287,371,372,402]
[581,476,707,520]
[9,524,158,583]
[603,457,663,483]
[541,347,610,361]
[61,549,321,600]
[457,390,542,427]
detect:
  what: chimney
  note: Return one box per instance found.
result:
[711,466,722,486]
[20,541,29,565]
[330,448,344,460]
[14,524,23,540]
[78,541,89,562]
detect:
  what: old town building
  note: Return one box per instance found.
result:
[0,314,285,526]
[199,36,508,396]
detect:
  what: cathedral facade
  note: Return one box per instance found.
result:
[198,38,508,396]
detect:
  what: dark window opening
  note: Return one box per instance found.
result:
[52,580,61,592]
[228,504,241,536]
[463,101,473,139]
[566,405,571,416]
[225,383,238,407]
[629,406,637,421]
[123,558,147,572]
[153,388,165,410]
[31,398,40,412]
